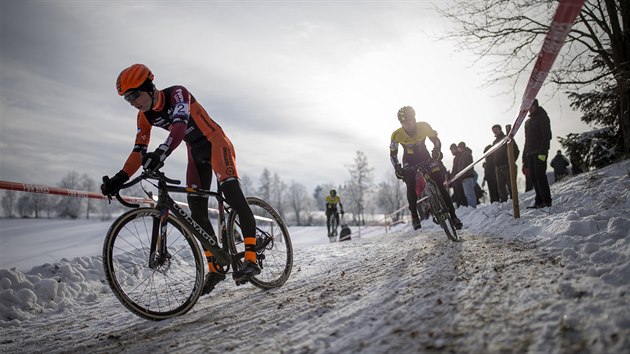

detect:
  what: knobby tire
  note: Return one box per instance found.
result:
[226,197,293,289]
[426,180,459,242]
[103,207,205,321]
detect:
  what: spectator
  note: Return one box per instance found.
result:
[570,153,584,175]
[457,141,477,208]
[449,143,467,207]
[524,99,552,208]
[482,145,499,203]
[550,150,570,182]
[491,124,520,202]
[522,155,534,192]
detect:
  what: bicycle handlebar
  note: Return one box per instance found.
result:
[402,158,440,174]
[113,169,182,208]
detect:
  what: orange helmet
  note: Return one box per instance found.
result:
[116,64,154,96]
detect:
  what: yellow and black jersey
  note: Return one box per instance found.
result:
[325,195,342,211]
[390,121,437,166]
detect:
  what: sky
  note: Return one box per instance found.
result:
[0,0,593,193]
[1,159,628,352]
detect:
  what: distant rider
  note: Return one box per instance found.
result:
[325,189,344,238]
[389,106,463,230]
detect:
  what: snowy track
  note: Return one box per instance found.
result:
[3,229,627,353]
[2,160,629,353]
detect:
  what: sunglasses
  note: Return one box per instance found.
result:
[123,90,142,103]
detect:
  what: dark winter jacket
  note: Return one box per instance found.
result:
[524,106,552,156]
[551,154,569,174]
[457,147,475,179]
[450,152,461,175]
[492,132,520,167]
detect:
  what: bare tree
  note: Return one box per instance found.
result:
[16,193,33,217]
[345,151,374,226]
[271,173,287,220]
[375,172,407,223]
[288,180,309,226]
[1,190,17,217]
[81,174,97,219]
[57,171,82,219]
[31,192,49,218]
[257,169,273,202]
[440,0,630,156]
[239,174,254,196]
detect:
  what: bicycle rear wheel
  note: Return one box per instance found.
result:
[227,197,293,289]
[330,214,338,241]
[426,180,459,242]
[103,207,205,320]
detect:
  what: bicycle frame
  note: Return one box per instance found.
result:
[150,178,232,267]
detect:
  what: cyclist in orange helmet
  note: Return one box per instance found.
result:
[102,64,260,294]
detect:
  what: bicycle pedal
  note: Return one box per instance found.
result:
[235,278,249,286]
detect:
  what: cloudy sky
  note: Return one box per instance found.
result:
[0,0,591,193]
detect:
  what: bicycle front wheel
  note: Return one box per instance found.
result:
[103,207,205,320]
[227,197,293,289]
[427,180,459,242]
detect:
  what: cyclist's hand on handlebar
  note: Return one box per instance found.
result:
[431,148,442,161]
[394,163,404,180]
[101,171,129,196]
[142,144,168,172]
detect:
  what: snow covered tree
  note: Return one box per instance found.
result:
[345,151,374,226]
[271,173,287,220]
[559,127,621,170]
[288,180,310,226]
[239,174,254,197]
[375,172,407,223]
[1,190,17,217]
[16,193,34,217]
[81,174,97,219]
[257,169,272,202]
[57,171,82,219]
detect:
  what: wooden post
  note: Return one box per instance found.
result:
[506,124,520,218]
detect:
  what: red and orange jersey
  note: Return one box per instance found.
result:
[121,85,229,178]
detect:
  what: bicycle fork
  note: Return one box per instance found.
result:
[148,206,171,271]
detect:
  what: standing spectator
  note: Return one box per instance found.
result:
[522,155,534,192]
[482,145,499,203]
[491,124,520,202]
[524,99,552,208]
[570,153,584,175]
[449,143,467,207]
[550,150,570,182]
[457,141,477,208]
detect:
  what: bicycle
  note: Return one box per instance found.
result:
[102,169,293,320]
[404,160,459,242]
[326,210,339,242]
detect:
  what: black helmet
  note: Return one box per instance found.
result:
[397,106,415,122]
[330,189,337,196]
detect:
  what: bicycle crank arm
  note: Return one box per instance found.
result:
[203,242,232,266]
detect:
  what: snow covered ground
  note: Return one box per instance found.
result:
[1,160,629,353]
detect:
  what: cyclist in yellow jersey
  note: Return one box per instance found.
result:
[325,189,344,238]
[390,106,462,230]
